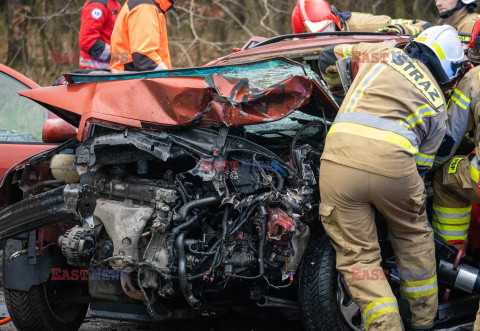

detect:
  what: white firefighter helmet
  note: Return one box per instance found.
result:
[461,0,476,4]
[410,25,464,83]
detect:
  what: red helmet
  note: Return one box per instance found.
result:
[291,0,343,34]
[469,18,480,57]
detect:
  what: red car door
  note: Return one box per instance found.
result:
[0,64,55,180]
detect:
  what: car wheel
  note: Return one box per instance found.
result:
[4,279,89,331]
[299,232,364,331]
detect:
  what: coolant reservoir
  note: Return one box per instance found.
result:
[50,154,80,183]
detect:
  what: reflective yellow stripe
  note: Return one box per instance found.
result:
[432,204,472,214]
[401,286,438,298]
[401,275,436,287]
[455,89,470,103]
[451,95,468,110]
[345,64,386,112]
[415,152,435,167]
[415,36,427,42]
[416,152,434,160]
[398,119,411,130]
[433,222,470,231]
[400,275,438,298]
[343,45,353,58]
[432,42,446,60]
[363,298,399,330]
[435,234,468,241]
[321,73,342,85]
[451,89,471,110]
[471,163,479,182]
[328,122,418,154]
[405,104,436,128]
[391,19,412,25]
[433,215,470,224]
[433,222,469,241]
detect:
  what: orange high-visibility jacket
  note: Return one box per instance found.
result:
[110,0,173,72]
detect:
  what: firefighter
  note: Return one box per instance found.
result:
[291,0,430,35]
[79,0,121,70]
[437,0,479,38]
[432,23,480,245]
[110,0,173,73]
[318,26,464,330]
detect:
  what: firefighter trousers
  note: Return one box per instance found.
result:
[319,160,437,330]
[433,156,480,243]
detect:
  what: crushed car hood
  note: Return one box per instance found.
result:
[20,58,337,140]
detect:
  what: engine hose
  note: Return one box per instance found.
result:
[228,204,267,280]
[0,317,11,325]
[176,232,201,309]
[221,205,231,246]
[258,204,267,276]
[270,168,285,191]
[168,196,221,259]
[177,196,221,223]
[175,177,190,204]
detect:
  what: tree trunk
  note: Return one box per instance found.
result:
[6,0,29,65]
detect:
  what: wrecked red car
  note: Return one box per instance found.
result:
[0,32,478,331]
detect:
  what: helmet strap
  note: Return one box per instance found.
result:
[439,0,466,19]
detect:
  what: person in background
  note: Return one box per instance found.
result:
[79,0,121,70]
[291,0,430,35]
[436,0,479,41]
[110,0,174,73]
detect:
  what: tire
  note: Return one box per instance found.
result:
[299,232,363,331]
[4,280,89,331]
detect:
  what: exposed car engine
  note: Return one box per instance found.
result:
[53,121,324,319]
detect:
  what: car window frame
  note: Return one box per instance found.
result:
[0,64,51,145]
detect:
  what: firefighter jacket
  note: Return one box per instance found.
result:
[110,0,173,73]
[435,66,480,174]
[319,43,447,178]
[341,12,430,35]
[443,9,480,41]
[79,0,121,70]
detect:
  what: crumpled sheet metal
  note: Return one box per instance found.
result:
[20,73,313,140]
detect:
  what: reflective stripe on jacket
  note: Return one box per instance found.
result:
[79,0,121,69]
[320,43,447,178]
[110,0,173,72]
[435,66,480,170]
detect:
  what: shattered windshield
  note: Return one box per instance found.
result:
[66,58,332,97]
